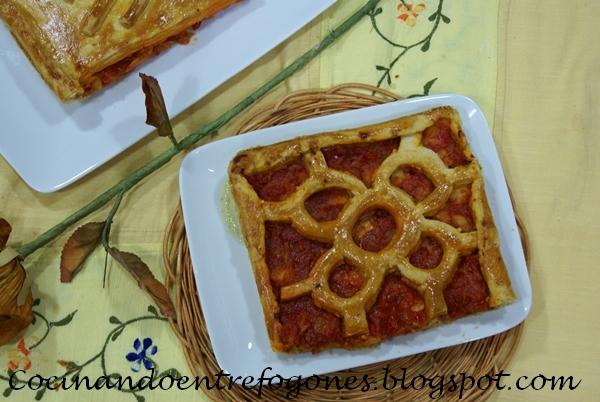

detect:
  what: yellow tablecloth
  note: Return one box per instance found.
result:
[0,1,598,401]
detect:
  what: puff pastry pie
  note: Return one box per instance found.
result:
[0,0,239,101]
[229,107,515,353]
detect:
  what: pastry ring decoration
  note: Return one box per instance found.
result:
[264,133,480,337]
[229,107,515,352]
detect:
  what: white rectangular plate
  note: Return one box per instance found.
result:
[179,94,531,379]
[0,0,334,193]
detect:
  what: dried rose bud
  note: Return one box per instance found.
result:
[0,219,33,346]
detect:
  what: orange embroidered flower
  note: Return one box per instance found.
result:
[7,339,32,372]
[397,2,426,27]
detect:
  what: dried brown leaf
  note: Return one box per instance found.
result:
[140,73,173,138]
[0,218,11,251]
[108,247,175,318]
[0,258,33,346]
[60,222,105,283]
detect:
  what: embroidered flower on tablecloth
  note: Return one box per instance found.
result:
[7,339,32,372]
[125,337,157,372]
[397,2,426,27]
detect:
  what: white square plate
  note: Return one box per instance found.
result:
[0,0,334,193]
[179,94,531,379]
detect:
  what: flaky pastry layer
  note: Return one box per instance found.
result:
[0,0,239,101]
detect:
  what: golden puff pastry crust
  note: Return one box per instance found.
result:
[229,107,515,353]
[0,0,239,101]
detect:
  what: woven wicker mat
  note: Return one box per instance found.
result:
[162,84,530,402]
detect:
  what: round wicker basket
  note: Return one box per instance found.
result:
[163,84,529,402]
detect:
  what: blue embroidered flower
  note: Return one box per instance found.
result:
[125,338,157,372]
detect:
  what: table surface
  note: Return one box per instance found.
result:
[489,1,600,400]
[0,1,598,401]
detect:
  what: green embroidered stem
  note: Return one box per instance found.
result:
[26,309,77,351]
[370,0,448,88]
[27,312,49,351]
[101,191,124,250]
[16,0,380,259]
[1,311,166,401]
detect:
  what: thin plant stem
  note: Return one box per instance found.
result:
[101,191,124,249]
[27,312,49,350]
[100,192,123,288]
[16,0,381,259]
[167,133,179,148]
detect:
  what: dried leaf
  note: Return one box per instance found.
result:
[0,219,33,345]
[140,73,173,138]
[0,258,33,346]
[0,218,11,251]
[60,222,105,283]
[0,254,26,310]
[108,248,175,318]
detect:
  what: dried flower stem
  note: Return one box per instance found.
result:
[101,192,124,288]
[101,191,124,250]
[16,0,380,259]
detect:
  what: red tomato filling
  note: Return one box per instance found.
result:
[322,138,400,187]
